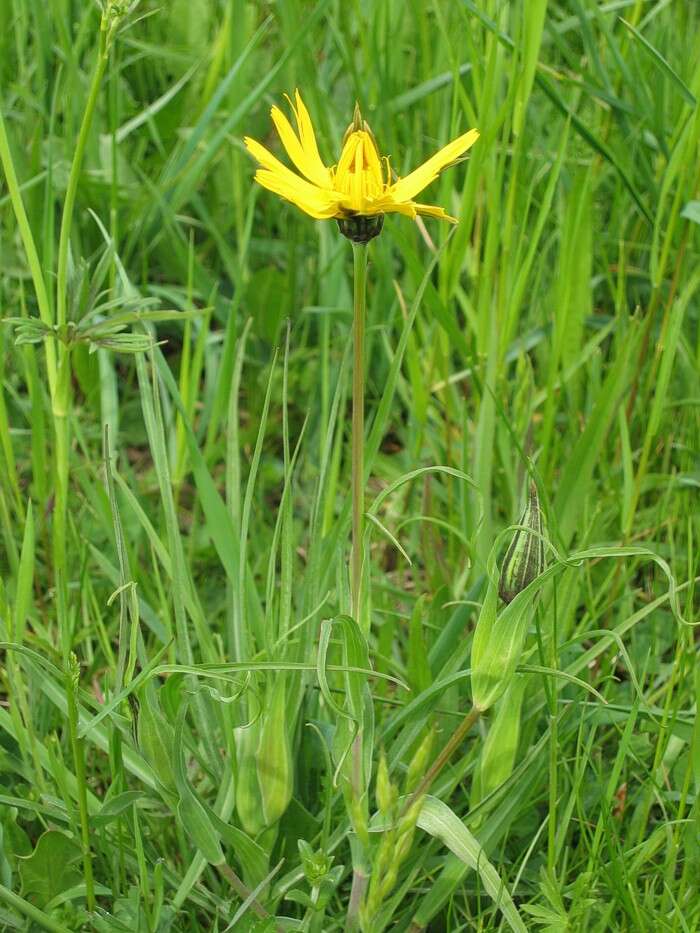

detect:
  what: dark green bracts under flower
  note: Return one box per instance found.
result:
[337,213,385,243]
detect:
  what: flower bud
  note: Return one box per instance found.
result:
[257,678,293,828]
[498,483,546,604]
[235,721,267,838]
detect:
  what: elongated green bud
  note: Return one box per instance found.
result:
[499,483,546,604]
[257,678,293,828]
[235,721,267,838]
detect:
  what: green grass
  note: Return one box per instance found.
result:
[1,0,699,930]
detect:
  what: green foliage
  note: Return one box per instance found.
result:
[18,831,82,908]
[1,0,699,930]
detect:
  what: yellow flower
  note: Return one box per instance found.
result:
[244,91,479,232]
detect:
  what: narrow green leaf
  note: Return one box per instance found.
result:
[13,502,34,642]
[416,796,527,932]
[620,17,697,105]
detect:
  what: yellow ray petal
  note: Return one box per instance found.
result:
[361,131,383,187]
[370,196,457,222]
[334,132,360,190]
[413,202,458,222]
[335,194,384,217]
[244,136,333,203]
[352,137,363,208]
[245,135,295,176]
[292,90,332,185]
[253,170,340,219]
[271,105,331,188]
[390,128,479,203]
[365,194,416,218]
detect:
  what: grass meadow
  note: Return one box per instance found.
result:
[1,0,699,930]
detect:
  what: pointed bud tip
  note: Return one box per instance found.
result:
[353,101,363,131]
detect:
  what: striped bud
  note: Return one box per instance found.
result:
[498,483,546,604]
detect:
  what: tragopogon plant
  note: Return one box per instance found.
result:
[245,91,479,929]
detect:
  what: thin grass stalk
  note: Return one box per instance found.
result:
[0,883,71,933]
[52,27,109,629]
[67,656,95,912]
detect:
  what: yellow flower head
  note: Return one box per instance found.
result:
[244,91,479,241]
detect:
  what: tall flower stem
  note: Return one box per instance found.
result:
[351,242,368,622]
[402,705,482,814]
[346,241,369,931]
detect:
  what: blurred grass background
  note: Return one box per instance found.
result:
[0,0,699,930]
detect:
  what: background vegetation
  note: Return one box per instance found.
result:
[0,0,699,930]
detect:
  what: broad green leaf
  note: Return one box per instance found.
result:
[18,831,82,908]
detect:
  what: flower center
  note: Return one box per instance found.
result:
[334,131,384,206]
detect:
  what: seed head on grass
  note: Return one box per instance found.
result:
[101,1,141,49]
[360,732,435,929]
[244,91,479,242]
